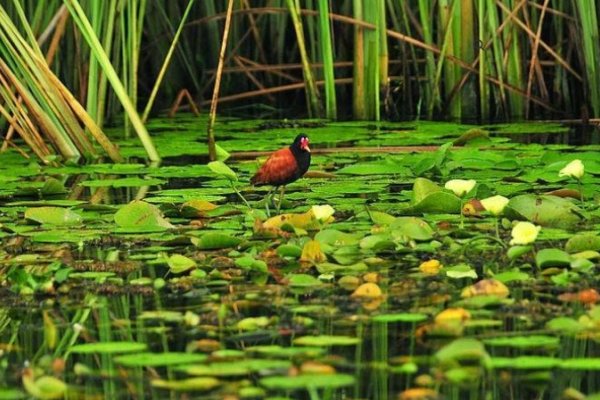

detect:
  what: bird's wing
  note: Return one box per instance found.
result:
[251,148,298,185]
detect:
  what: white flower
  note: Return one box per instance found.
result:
[480,195,509,216]
[559,159,584,180]
[444,179,476,197]
[510,221,541,245]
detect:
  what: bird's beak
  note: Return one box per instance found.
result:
[304,144,311,153]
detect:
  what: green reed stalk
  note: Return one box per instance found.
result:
[64,0,159,161]
[418,0,439,117]
[505,0,525,119]
[459,0,476,118]
[142,0,196,122]
[575,0,600,117]
[363,0,380,120]
[478,0,489,119]
[287,0,321,117]
[378,0,388,88]
[317,0,337,119]
[485,0,508,117]
[433,0,458,118]
[352,0,366,119]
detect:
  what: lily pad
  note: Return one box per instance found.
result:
[115,352,208,367]
[536,248,571,268]
[70,341,147,354]
[293,335,360,347]
[114,201,174,231]
[504,194,584,228]
[260,374,354,390]
[24,207,82,226]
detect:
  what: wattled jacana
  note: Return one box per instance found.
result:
[251,134,311,215]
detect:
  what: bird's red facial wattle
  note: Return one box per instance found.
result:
[300,136,311,152]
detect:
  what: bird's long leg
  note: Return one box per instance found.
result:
[264,187,275,217]
[276,185,285,215]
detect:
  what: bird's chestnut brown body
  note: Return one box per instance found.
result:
[251,134,311,187]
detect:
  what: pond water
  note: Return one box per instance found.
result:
[1,116,600,399]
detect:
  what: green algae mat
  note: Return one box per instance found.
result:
[0,116,600,399]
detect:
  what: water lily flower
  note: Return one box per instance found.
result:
[480,195,509,216]
[510,221,541,245]
[311,204,335,221]
[559,159,584,180]
[445,179,476,197]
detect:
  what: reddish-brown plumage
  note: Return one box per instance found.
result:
[251,147,299,186]
[251,134,311,187]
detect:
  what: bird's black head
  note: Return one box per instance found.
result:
[290,134,311,153]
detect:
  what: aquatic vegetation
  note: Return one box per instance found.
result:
[0,119,597,399]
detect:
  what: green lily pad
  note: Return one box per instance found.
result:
[152,377,220,391]
[390,217,435,241]
[293,335,360,347]
[244,345,325,358]
[536,248,571,268]
[70,341,147,354]
[491,356,561,370]
[504,194,584,228]
[260,374,354,390]
[287,274,322,287]
[192,232,242,250]
[565,233,600,253]
[372,313,428,323]
[483,335,559,349]
[207,161,238,181]
[166,254,197,274]
[560,358,600,370]
[114,201,174,231]
[182,359,291,377]
[24,207,82,226]
[115,352,207,367]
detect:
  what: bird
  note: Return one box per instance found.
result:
[251,134,311,215]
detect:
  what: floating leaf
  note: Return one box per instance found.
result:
[435,338,490,367]
[490,356,561,370]
[565,234,600,253]
[207,161,238,181]
[114,201,174,231]
[444,264,477,279]
[260,374,354,390]
[461,279,509,298]
[116,352,207,367]
[183,359,291,377]
[504,194,584,228]
[536,248,571,268]
[192,232,241,250]
[294,335,360,347]
[287,274,322,288]
[24,207,82,226]
[300,240,327,263]
[166,254,197,274]
[372,313,428,323]
[483,335,559,349]
[151,377,220,391]
[351,283,382,299]
[390,217,434,241]
[70,341,147,354]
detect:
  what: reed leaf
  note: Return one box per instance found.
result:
[317,0,337,119]
[63,0,159,161]
[575,1,600,117]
